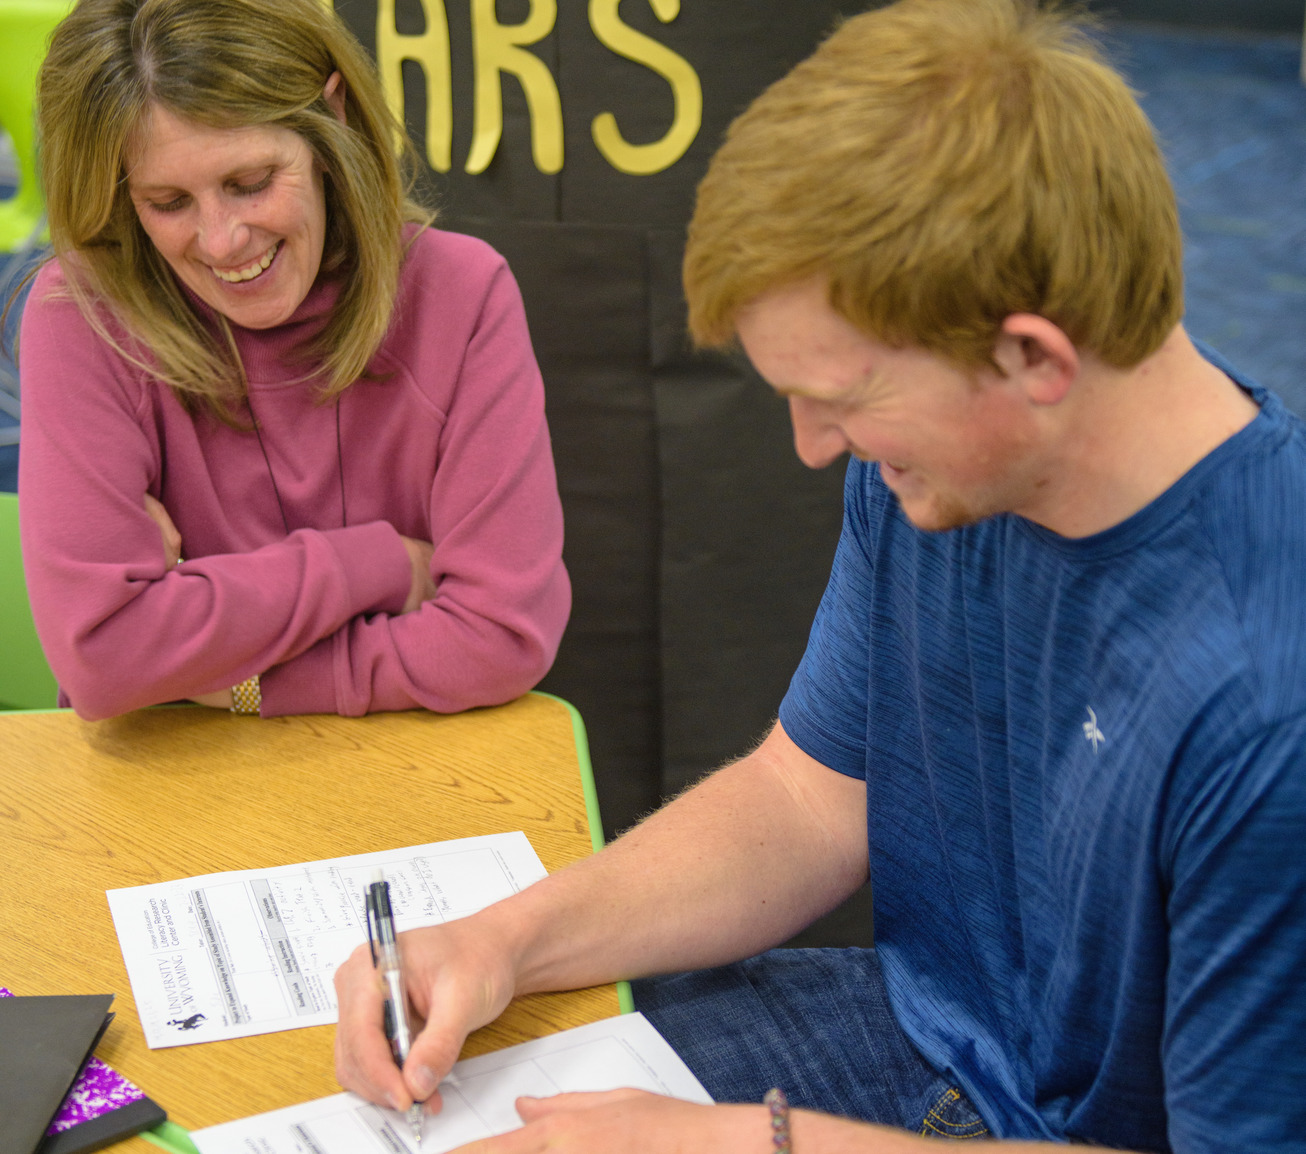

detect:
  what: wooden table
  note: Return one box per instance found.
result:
[0,693,621,1150]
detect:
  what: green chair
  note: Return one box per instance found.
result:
[1,1,72,445]
[0,0,71,250]
[0,490,59,708]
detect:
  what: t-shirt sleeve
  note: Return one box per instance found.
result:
[778,459,887,778]
[1161,711,1306,1151]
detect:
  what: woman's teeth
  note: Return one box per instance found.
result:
[212,243,278,283]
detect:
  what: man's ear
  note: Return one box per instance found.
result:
[324,71,347,125]
[994,314,1079,406]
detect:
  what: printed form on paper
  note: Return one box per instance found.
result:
[190,1013,713,1154]
[106,832,547,1049]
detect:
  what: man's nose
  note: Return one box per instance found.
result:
[789,396,850,470]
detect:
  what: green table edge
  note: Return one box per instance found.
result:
[530,691,635,1016]
[140,1120,200,1154]
[528,690,604,855]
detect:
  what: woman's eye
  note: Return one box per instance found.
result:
[232,172,274,197]
[151,196,189,213]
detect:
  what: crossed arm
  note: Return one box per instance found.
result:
[332,724,1119,1153]
[141,495,436,709]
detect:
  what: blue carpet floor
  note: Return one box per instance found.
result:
[1,21,1303,493]
[1107,23,1306,413]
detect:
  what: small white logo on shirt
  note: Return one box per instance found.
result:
[1082,707,1105,753]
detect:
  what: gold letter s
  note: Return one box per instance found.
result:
[467,0,564,175]
[589,0,701,175]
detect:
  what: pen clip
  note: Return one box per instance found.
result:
[364,881,382,967]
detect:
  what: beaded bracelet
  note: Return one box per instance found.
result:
[764,1087,792,1154]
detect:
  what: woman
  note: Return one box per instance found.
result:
[18,0,569,718]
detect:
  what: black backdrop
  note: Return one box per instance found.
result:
[333,0,877,944]
[333,0,870,851]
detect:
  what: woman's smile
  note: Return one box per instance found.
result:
[210,242,281,284]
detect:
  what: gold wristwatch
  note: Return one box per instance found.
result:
[230,674,262,716]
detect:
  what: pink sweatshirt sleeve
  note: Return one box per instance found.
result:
[18,266,413,720]
[259,247,571,717]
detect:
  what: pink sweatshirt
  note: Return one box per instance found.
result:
[18,228,570,719]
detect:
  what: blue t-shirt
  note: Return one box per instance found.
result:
[778,362,1306,1153]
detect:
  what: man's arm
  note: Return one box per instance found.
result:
[333,720,870,1112]
[443,1091,1137,1154]
[334,724,1142,1154]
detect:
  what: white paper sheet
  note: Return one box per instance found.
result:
[106,833,547,1048]
[190,1013,713,1154]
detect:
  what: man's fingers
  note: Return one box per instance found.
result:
[514,1089,647,1122]
[446,1090,674,1153]
[333,944,413,1110]
[399,925,517,1106]
[402,990,479,1105]
[336,921,518,1122]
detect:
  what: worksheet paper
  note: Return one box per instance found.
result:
[106,833,547,1049]
[190,1013,713,1154]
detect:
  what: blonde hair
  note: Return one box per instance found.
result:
[684,0,1183,370]
[37,0,432,419]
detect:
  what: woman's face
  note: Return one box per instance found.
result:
[126,105,328,330]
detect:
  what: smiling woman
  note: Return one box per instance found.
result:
[126,109,332,332]
[14,0,570,720]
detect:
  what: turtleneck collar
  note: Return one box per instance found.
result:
[180,267,346,389]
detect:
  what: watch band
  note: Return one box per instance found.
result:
[230,674,262,716]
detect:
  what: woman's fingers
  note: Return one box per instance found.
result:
[143,494,183,568]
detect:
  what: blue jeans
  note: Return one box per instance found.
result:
[632,948,989,1140]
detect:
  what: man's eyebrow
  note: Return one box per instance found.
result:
[773,369,882,401]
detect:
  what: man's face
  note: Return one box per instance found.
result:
[736,279,1049,532]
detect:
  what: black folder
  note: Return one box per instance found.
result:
[0,994,115,1154]
[38,1096,168,1154]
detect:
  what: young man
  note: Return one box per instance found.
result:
[335,1,1306,1149]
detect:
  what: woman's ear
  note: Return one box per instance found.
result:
[994,314,1080,406]
[323,71,347,125]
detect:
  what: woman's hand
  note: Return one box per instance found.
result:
[448,1090,763,1154]
[145,496,437,616]
[144,494,183,568]
[400,535,437,614]
[191,688,235,709]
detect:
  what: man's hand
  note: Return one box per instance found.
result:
[144,494,182,569]
[334,916,520,1115]
[447,1090,761,1154]
[336,721,869,1129]
[400,535,437,614]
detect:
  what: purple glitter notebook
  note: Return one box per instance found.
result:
[1,988,166,1153]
